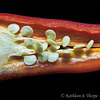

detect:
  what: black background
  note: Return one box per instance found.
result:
[0,0,100,99]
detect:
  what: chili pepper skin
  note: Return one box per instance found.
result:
[1,13,100,43]
[1,13,100,80]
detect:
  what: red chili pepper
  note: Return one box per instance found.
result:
[0,13,100,80]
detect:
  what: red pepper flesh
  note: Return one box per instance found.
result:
[0,13,100,80]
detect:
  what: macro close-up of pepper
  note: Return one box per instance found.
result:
[0,14,100,79]
[1,13,100,80]
[1,1,100,99]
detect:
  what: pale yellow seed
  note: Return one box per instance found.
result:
[20,26,33,37]
[8,24,20,34]
[53,45,60,50]
[48,52,59,62]
[48,45,60,52]
[61,36,70,47]
[42,42,48,51]
[57,49,72,54]
[35,41,43,54]
[46,39,57,46]
[47,46,57,52]
[24,38,36,49]
[38,51,48,62]
[86,40,94,51]
[45,29,56,40]
[24,55,37,65]
[74,44,85,49]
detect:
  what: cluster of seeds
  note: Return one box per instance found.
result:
[7,24,94,66]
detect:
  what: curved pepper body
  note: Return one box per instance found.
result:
[0,13,100,80]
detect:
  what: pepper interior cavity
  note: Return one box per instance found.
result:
[1,23,95,66]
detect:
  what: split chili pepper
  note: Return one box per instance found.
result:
[0,13,100,80]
